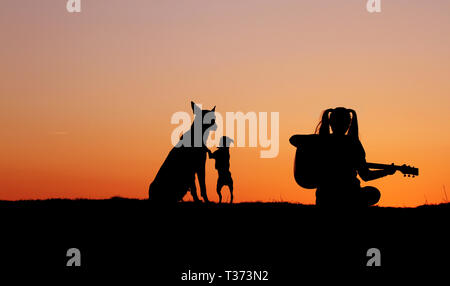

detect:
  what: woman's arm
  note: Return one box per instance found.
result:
[355,139,396,181]
[358,164,396,182]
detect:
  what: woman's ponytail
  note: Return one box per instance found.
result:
[315,108,333,135]
[348,109,359,139]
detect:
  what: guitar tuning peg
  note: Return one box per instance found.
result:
[408,174,410,177]
[404,174,406,177]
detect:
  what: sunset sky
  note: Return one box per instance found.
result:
[1,1,450,206]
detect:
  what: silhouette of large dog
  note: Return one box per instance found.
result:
[149,102,217,203]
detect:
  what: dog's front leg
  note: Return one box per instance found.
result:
[190,181,200,202]
[197,165,209,203]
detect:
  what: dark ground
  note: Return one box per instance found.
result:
[0,198,449,283]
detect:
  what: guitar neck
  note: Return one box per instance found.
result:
[366,162,419,176]
[366,162,399,170]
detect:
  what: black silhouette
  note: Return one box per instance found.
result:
[208,136,234,203]
[2,198,449,277]
[289,107,409,207]
[148,102,217,203]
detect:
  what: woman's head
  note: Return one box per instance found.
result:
[315,107,359,138]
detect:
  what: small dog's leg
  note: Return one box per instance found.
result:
[216,182,223,204]
[229,184,234,204]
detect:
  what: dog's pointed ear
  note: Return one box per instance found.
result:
[211,106,216,112]
[191,101,201,114]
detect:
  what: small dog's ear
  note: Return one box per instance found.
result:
[191,101,201,114]
[211,106,216,112]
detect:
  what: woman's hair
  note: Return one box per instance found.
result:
[347,109,359,138]
[315,108,359,139]
[315,108,333,135]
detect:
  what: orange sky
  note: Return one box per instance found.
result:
[1,1,450,206]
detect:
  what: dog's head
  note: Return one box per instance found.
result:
[191,101,217,132]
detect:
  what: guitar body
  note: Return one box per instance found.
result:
[293,148,320,189]
[291,134,325,189]
[289,134,419,190]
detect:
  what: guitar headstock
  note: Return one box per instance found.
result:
[399,165,419,177]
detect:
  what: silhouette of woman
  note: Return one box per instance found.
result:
[312,107,396,207]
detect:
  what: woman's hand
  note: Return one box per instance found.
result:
[385,163,397,175]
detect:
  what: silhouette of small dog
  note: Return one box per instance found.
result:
[208,136,234,203]
[149,102,217,203]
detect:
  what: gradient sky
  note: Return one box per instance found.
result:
[1,1,450,206]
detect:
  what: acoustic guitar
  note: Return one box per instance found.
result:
[290,134,419,189]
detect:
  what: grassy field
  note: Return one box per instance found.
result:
[1,198,448,281]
